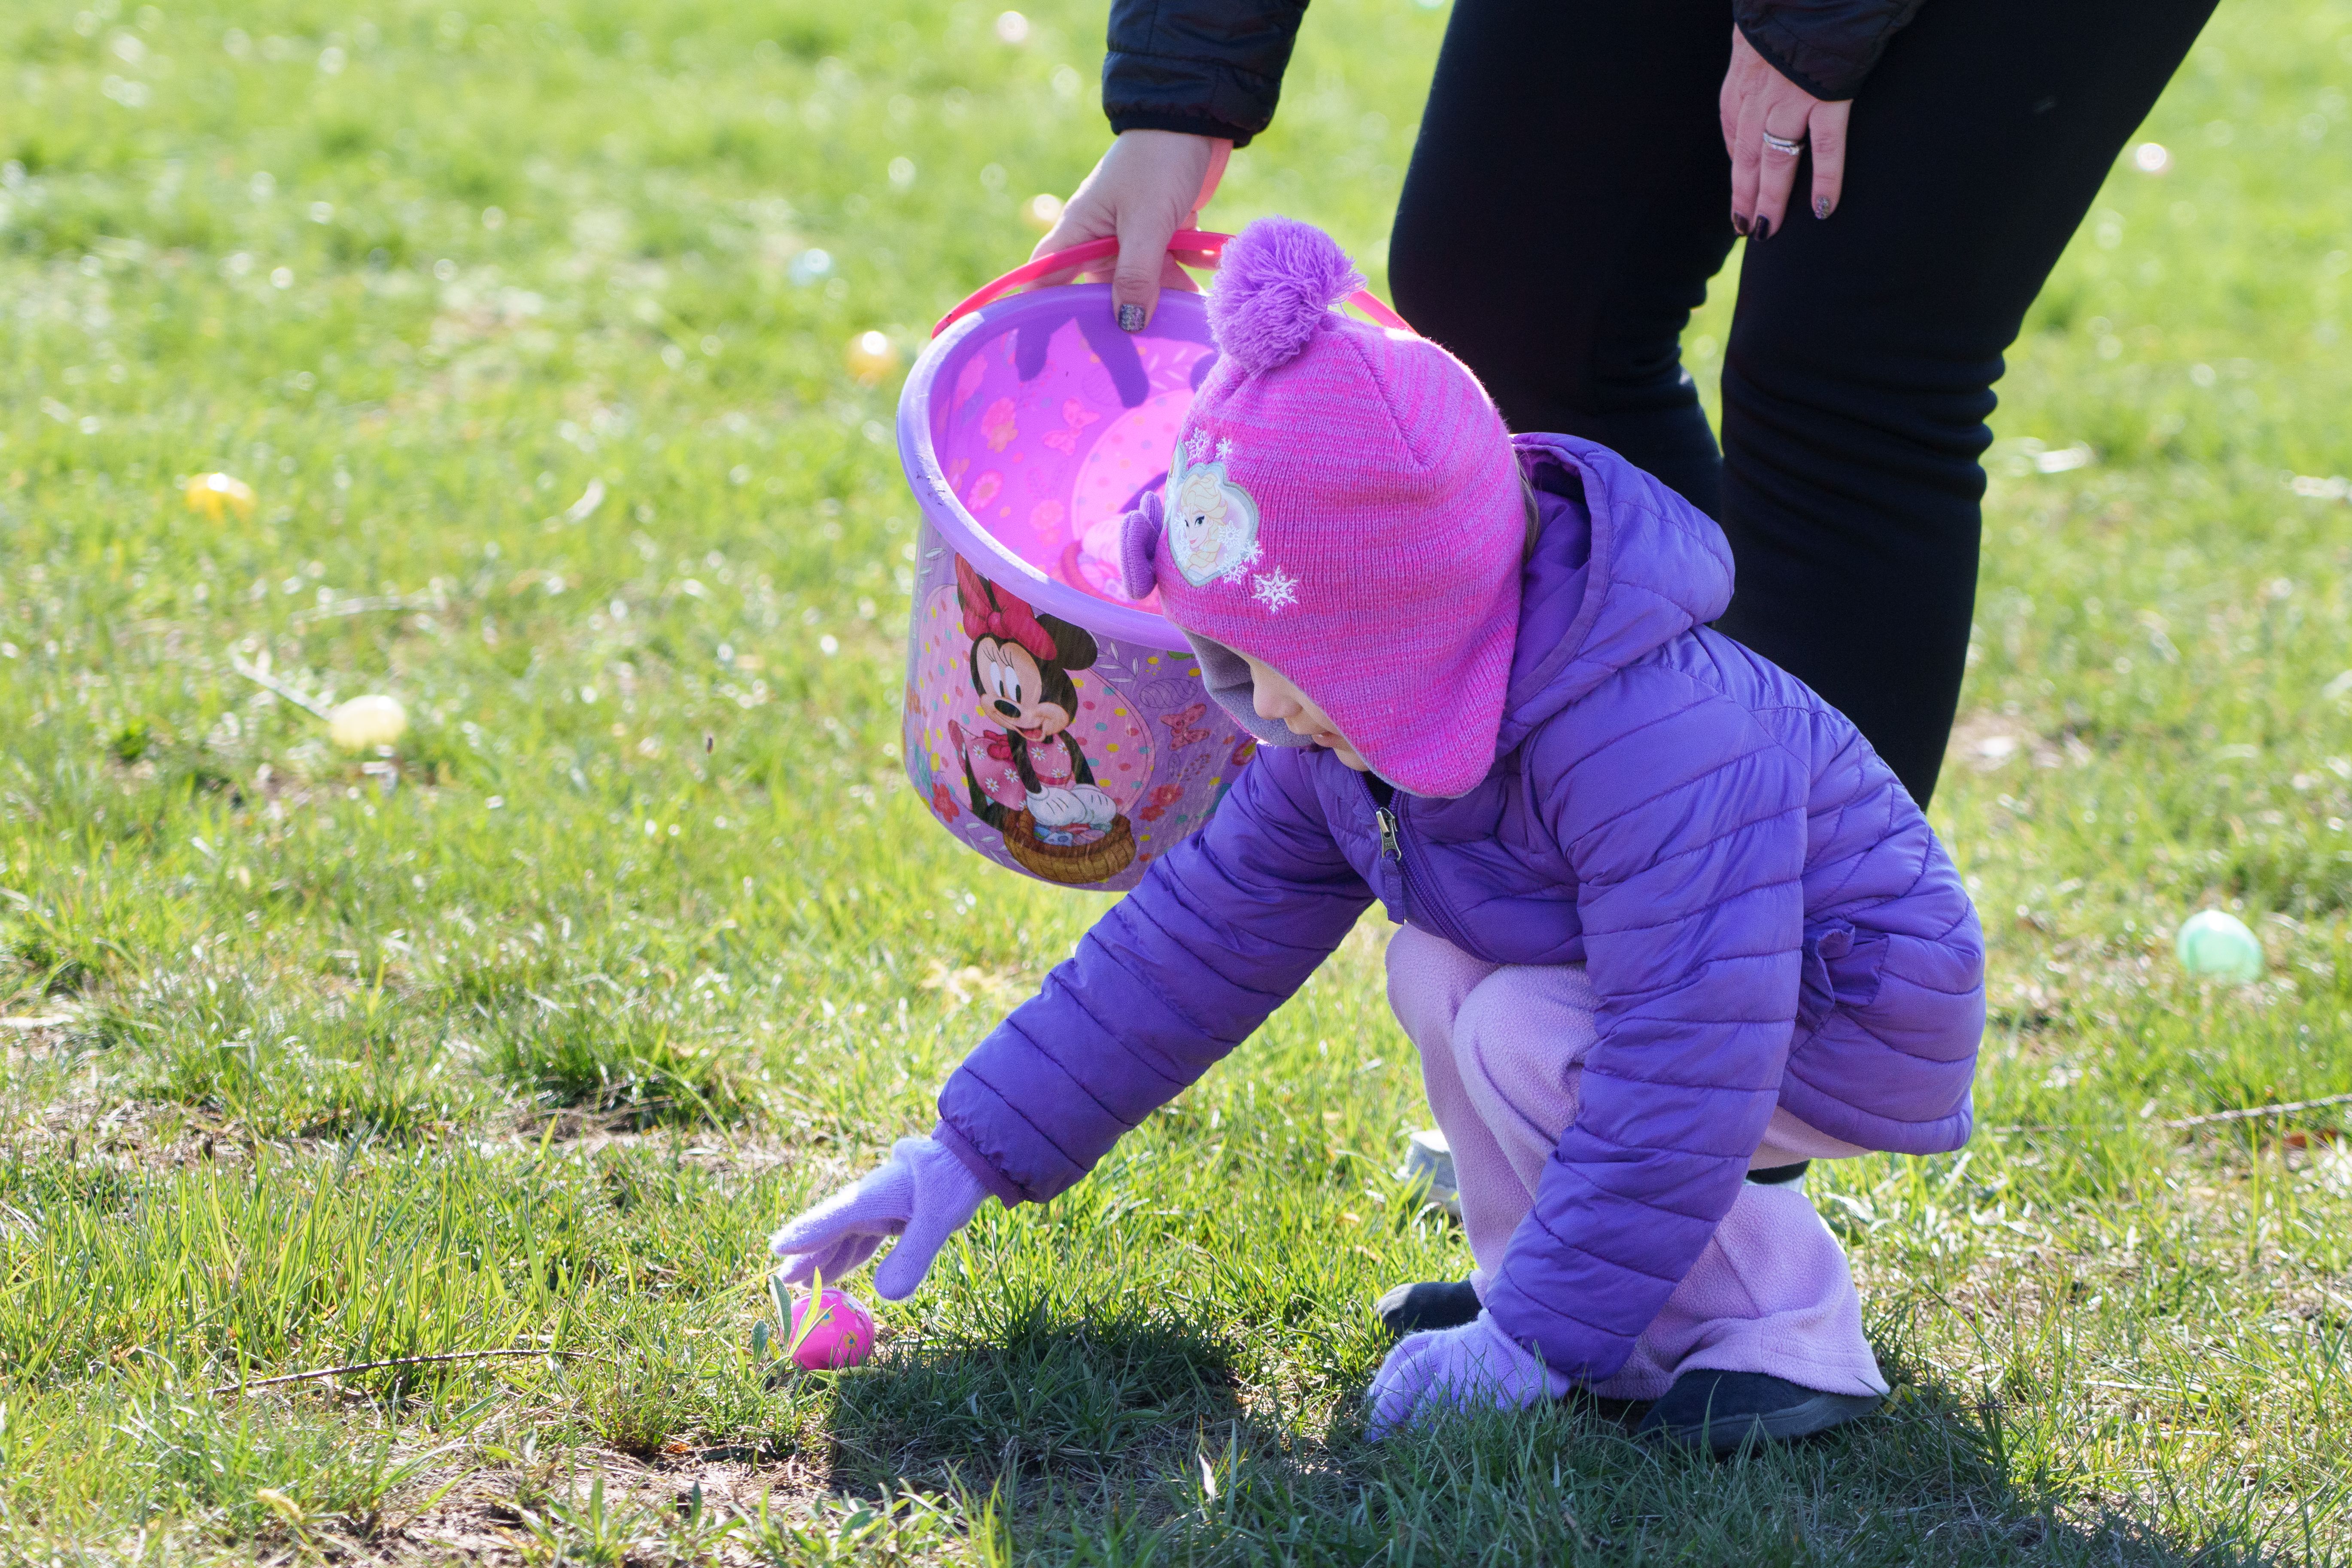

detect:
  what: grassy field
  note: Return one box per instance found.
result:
[2,0,2351,1560]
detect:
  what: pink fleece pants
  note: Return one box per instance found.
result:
[1386,925,1889,1401]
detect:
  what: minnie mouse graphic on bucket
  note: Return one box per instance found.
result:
[948,557,1139,885]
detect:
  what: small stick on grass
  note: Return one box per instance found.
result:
[1989,1088,2352,1136]
[2166,1090,2352,1128]
[209,1346,612,1396]
[228,652,335,719]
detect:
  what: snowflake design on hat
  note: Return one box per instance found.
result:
[1185,428,1214,464]
[1251,565,1299,613]
[1215,437,1237,463]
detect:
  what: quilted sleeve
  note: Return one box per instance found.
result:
[1735,0,1926,101]
[1483,670,1810,1382]
[1103,0,1311,147]
[937,748,1371,1203]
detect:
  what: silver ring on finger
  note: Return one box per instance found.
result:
[1761,130,1805,157]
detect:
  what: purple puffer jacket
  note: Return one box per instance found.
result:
[935,433,1985,1383]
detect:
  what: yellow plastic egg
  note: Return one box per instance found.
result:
[185,472,257,520]
[845,331,899,386]
[327,694,409,752]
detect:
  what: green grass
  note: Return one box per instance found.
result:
[1,0,2350,1560]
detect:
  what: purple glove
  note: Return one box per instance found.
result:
[768,1136,991,1301]
[1366,1311,1572,1438]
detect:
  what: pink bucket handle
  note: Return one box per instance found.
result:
[931,228,1413,337]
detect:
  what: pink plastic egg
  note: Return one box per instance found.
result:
[789,1287,875,1370]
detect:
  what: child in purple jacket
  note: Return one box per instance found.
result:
[774,218,1986,1452]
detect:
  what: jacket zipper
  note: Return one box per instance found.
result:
[1363,775,1408,921]
[1392,793,1477,952]
[1364,780,1477,952]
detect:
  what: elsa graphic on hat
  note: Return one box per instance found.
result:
[1165,435,1259,588]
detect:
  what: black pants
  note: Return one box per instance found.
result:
[1389,0,2215,804]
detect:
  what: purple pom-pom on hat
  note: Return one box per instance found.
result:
[1206,217,1366,376]
[1119,490,1164,600]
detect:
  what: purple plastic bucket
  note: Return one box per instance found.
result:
[894,284,1256,892]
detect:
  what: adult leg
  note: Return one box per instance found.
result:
[1388,0,1735,517]
[1715,0,2218,803]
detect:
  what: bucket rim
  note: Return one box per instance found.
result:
[895,284,1197,653]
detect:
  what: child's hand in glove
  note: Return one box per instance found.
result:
[1366,1311,1571,1438]
[769,1136,990,1300]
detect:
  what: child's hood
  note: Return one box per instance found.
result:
[1493,434,1735,757]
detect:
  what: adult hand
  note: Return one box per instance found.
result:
[1720,27,1850,240]
[1030,130,1232,331]
[1365,1312,1572,1438]
[769,1135,990,1300]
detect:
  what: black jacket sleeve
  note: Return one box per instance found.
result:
[1101,0,1310,148]
[1735,0,1926,101]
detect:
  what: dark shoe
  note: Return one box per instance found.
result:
[1634,1370,1881,1455]
[1374,1279,1482,1337]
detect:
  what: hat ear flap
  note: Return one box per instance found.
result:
[1120,490,1165,600]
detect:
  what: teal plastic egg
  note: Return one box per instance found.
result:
[2175,909,2264,984]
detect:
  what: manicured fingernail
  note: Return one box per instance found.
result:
[1814,195,1832,220]
[1751,216,1772,242]
[1117,302,1145,333]
[1731,212,1750,237]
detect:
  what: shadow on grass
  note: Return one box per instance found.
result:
[1314,1367,2305,1568]
[806,1313,2307,1567]
[825,1283,1247,1492]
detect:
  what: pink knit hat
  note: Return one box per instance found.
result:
[1119,217,1525,798]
